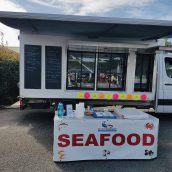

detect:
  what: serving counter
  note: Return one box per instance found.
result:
[53,111,159,162]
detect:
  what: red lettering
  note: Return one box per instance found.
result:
[58,133,155,148]
[100,134,110,146]
[143,134,155,146]
[58,134,70,147]
[127,133,140,145]
[72,134,84,146]
[85,134,99,146]
[112,134,125,146]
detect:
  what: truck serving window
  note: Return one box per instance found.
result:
[134,53,154,92]
[165,57,172,78]
[97,53,127,90]
[67,51,96,90]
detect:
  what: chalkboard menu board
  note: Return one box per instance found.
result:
[24,45,41,89]
[45,46,62,89]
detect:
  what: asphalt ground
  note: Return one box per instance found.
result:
[0,109,172,172]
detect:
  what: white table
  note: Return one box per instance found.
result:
[53,112,159,162]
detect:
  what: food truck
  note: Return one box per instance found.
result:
[0,12,164,161]
[1,12,172,113]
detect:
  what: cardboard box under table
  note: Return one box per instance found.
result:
[53,110,159,161]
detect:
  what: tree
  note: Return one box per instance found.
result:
[0,45,19,105]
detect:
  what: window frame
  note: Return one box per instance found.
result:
[96,52,128,91]
[66,50,96,90]
[134,53,154,92]
[165,57,172,79]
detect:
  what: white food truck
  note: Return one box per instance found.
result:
[1,12,172,113]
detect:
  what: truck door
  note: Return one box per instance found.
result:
[160,55,172,112]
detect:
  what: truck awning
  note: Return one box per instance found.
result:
[0,11,172,41]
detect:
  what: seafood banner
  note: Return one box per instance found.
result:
[53,115,159,161]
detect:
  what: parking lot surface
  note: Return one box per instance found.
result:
[0,109,172,172]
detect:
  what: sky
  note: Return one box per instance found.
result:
[0,0,172,46]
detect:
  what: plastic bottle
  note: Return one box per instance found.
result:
[57,103,64,117]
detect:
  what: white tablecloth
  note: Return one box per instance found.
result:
[53,113,159,161]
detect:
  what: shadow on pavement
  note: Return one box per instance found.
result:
[17,109,54,153]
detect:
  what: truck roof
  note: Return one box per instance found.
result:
[0,11,172,41]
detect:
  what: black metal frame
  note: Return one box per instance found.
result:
[66,50,96,90]
[96,52,128,91]
[134,53,154,92]
[66,50,128,91]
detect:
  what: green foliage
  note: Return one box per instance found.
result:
[0,47,19,105]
